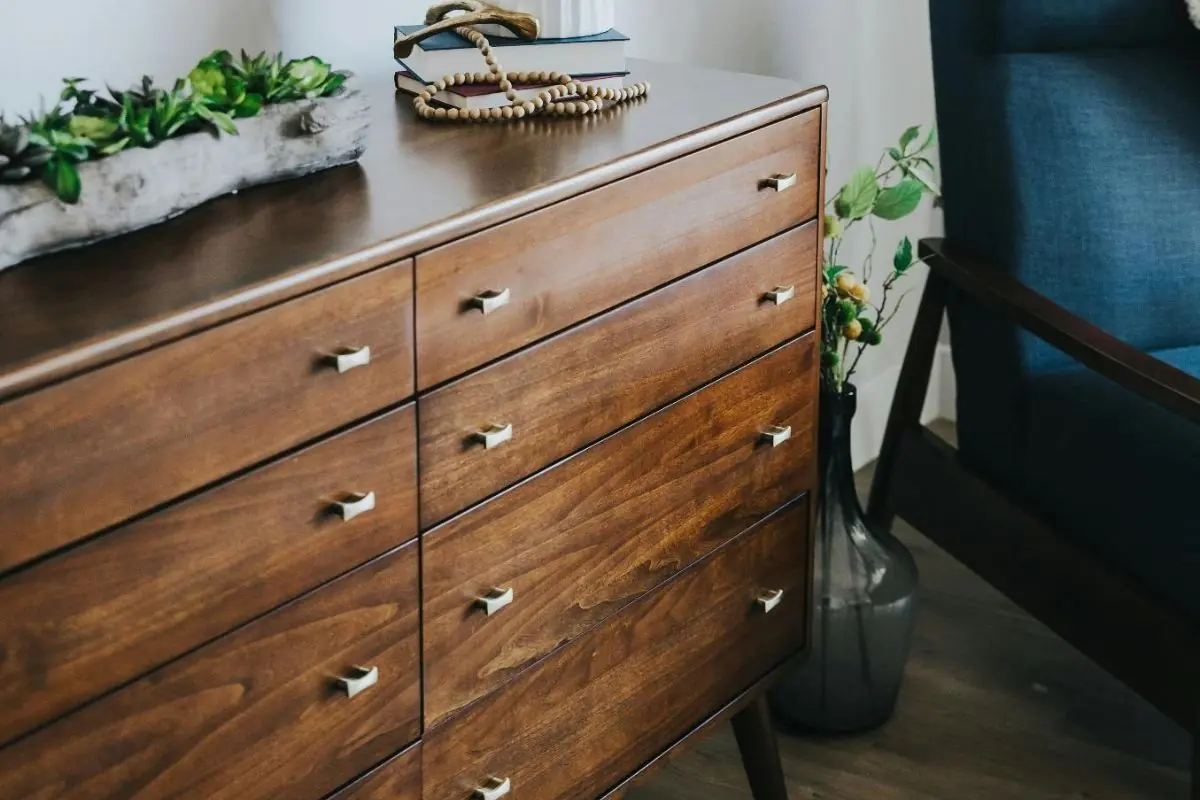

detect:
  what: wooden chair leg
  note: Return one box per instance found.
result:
[731,695,789,800]
[866,271,949,530]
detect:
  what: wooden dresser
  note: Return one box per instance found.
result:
[0,61,827,800]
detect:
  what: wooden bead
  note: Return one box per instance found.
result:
[506,90,519,101]
[480,45,491,56]
[489,61,502,75]
[434,79,446,91]
[550,71,563,83]
[474,72,488,83]
[421,105,436,119]
[434,107,447,120]
[532,96,545,110]
[501,106,513,119]
[515,71,528,83]
[419,91,432,102]
[469,108,482,121]
[521,101,536,114]
[498,78,512,92]
[446,108,460,121]
[453,73,465,85]
[513,105,526,118]
[564,101,578,114]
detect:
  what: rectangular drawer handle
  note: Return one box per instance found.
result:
[476,586,515,616]
[757,589,785,614]
[473,777,512,800]
[473,423,514,450]
[763,172,798,192]
[332,491,376,522]
[335,665,379,699]
[469,288,512,316]
[765,285,796,306]
[760,425,792,448]
[331,345,371,374]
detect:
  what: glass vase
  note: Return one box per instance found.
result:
[768,383,919,734]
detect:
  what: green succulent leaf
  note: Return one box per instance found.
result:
[98,137,131,156]
[68,115,120,142]
[45,156,82,203]
[899,125,921,153]
[893,236,914,273]
[319,71,348,97]
[834,165,879,221]
[873,178,924,221]
[188,65,226,98]
[234,94,263,118]
[285,57,332,93]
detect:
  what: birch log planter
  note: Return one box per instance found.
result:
[0,85,370,271]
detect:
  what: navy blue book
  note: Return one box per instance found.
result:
[394,25,628,79]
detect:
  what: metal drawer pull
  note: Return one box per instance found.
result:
[473,423,514,450]
[332,346,371,374]
[476,587,515,616]
[763,172,798,192]
[765,285,796,306]
[757,589,785,614]
[473,777,512,800]
[760,425,792,448]
[470,288,512,315]
[335,666,379,699]
[333,492,376,522]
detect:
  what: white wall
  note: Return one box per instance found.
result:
[0,0,948,464]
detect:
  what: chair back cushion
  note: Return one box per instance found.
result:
[930,0,1200,481]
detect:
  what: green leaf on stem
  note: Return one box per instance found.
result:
[873,178,923,221]
[919,126,937,152]
[894,236,914,273]
[824,264,849,283]
[899,125,921,153]
[835,165,878,221]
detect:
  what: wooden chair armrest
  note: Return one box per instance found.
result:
[920,238,1200,425]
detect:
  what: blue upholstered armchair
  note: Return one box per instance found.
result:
[869,0,1200,787]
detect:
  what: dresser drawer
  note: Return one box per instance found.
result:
[332,743,422,800]
[418,223,818,525]
[414,111,821,388]
[423,497,811,800]
[0,404,417,747]
[0,540,422,800]
[423,334,817,724]
[0,261,415,573]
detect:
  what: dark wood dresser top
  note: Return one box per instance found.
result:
[0,60,825,402]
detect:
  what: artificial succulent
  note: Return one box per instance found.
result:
[1,49,351,204]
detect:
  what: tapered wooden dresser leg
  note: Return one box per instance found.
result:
[731,695,789,800]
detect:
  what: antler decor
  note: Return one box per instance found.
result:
[394,1,540,59]
[399,1,650,123]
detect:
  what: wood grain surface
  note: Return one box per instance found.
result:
[0,62,825,402]
[414,111,820,387]
[418,223,818,525]
[422,497,811,800]
[332,744,422,800]
[625,430,1194,800]
[0,404,417,747]
[0,261,414,574]
[0,541,422,800]
[422,334,818,724]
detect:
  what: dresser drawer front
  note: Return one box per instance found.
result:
[418,223,818,525]
[423,335,817,724]
[0,404,418,747]
[0,541,422,800]
[414,111,821,389]
[423,497,811,800]
[0,261,416,573]
[333,743,422,799]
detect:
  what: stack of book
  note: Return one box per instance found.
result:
[394,25,629,111]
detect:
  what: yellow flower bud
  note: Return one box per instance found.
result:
[844,319,863,340]
[835,273,857,297]
[824,214,844,240]
[849,282,871,304]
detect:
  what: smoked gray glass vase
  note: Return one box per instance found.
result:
[769,384,918,733]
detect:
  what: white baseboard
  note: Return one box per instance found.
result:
[850,344,955,471]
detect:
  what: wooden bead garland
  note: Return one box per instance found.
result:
[412,25,650,122]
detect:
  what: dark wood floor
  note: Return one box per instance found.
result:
[628,421,1192,799]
